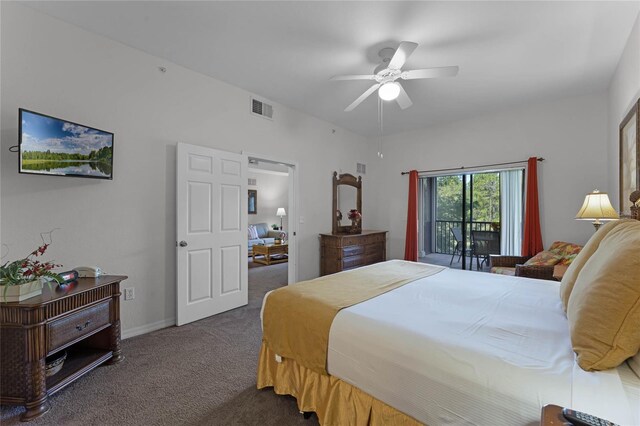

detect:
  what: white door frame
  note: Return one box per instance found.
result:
[243,151,299,285]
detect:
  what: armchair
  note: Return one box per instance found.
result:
[489,255,556,280]
[490,241,582,281]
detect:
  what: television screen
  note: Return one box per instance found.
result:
[19,109,113,179]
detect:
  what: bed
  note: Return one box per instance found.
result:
[258,260,640,425]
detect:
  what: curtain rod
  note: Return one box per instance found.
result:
[400,157,544,176]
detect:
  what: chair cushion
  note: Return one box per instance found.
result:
[548,241,583,265]
[559,219,635,312]
[490,266,516,276]
[566,220,640,371]
[524,251,563,266]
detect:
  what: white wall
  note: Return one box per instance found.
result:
[0,3,378,336]
[248,170,289,231]
[608,13,640,210]
[377,93,609,259]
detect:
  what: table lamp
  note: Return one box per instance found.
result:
[276,207,286,230]
[575,190,619,231]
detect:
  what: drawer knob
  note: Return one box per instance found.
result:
[75,320,91,331]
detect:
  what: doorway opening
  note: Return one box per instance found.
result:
[419,168,524,271]
[246,154,298,292]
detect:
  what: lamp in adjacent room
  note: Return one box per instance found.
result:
[575,190,619,231]
[276,207,286,230]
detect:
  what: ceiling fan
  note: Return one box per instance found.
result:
[330,41,459,112]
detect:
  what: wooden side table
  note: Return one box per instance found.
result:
[0,275,127,421]
[540,404,572,425]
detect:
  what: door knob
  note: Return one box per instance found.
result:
[179,241,188,247]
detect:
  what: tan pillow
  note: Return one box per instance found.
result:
[560,219,636,311]
[567,221,640,371]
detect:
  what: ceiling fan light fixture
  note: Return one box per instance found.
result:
[378,82,400,101]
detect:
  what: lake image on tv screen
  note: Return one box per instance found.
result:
[20,111,113,178]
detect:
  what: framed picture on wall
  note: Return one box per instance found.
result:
[619,98,640,212]
[248,189,257,214]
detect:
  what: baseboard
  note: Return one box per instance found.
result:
[122,317,175,340]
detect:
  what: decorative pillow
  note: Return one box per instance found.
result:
[548,241,583,265]
[560,219,636,311]
[524,251,563,266]
[566,221,640,371]
[248,225,259,240]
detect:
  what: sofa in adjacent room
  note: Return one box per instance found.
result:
[248,223,287,256]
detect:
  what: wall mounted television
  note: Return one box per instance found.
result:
[19,109,114,180]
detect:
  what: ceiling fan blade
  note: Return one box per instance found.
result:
[330,74,376,81]
[401,66,459,80]
[388,41,418,70]
[396,83,413,110]
[345,83,381,112]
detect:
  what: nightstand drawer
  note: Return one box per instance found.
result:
[47,300,111,352]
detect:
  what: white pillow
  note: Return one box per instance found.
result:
[248,225,259,240]
[629,353,640,378]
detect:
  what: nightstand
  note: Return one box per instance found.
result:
[541,404,572,425]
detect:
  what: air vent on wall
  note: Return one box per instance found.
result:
[251,98,273,120]
[357,163,366,174]
[248,178,257,186]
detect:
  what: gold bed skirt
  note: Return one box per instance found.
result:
[257,342,423,426]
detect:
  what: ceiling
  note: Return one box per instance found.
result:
[25,1,640,137]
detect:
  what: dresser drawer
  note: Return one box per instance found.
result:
[342,245,365,257]
[342,253,384,270]
[342,254,366,269]
[47,300,111,352]
[364,242,385,255]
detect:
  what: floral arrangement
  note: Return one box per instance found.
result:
[271,224,279,230]
[0,242,63,288]
[347,209,362,222]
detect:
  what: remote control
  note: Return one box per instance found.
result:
[561,408,618,426]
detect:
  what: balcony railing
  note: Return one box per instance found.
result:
[434,220,498,255]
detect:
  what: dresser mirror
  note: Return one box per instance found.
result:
[332,171,362,234]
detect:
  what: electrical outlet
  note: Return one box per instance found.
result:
[124,288,135,300]
[299,216,305,224]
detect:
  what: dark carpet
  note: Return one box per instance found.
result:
[1,262,315,425]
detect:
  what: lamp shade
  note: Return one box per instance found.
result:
[575,190,619,220]
[276,208,286,217]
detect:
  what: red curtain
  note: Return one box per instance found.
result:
[522,157,544,256]
[404,170,419,261]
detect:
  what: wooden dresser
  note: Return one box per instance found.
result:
[320,231,387,276]
[0,275,127,421]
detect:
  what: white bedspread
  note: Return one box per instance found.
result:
[327,267,639,425]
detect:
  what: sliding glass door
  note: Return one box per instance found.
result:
[419,168,523,270]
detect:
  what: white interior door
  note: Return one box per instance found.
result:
[176,143,248,326]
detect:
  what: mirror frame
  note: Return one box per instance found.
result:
[332,171,362,234]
